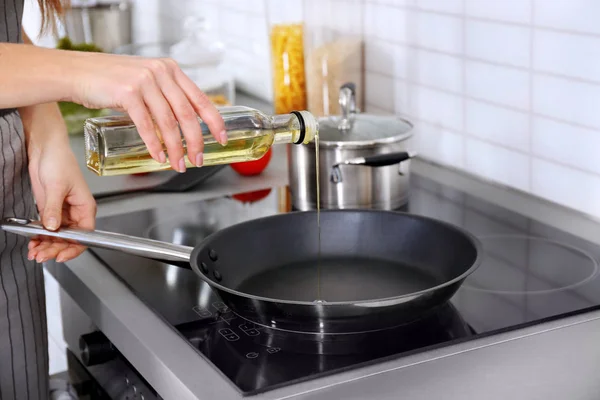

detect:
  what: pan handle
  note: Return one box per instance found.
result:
[1,217,193,263]
[330,151,417,183]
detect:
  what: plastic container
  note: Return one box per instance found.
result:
[169,17,235,106]
[266,3,307,114]
[114,17,234,106]
[303,0,364,117]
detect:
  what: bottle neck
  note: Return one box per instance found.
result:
[272,111,318,145]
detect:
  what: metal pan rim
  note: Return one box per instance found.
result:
[190,209,484,307]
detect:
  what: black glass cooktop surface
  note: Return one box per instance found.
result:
[89,173,600,395]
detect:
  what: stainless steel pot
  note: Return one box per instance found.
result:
[289,83,415,210]
[63,1,132,53]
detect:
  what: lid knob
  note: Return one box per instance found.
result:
[338,82,357,132]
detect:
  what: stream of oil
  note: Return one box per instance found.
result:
[315,132,322,301]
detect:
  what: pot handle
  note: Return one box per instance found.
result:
[330,151,417,183]
[1,217,193,263]
[338,82,357,131]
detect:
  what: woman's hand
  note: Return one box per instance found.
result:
[26,138,96,263]
[1,40,226,173]
[20,103,96,263]
[70,53,227,172]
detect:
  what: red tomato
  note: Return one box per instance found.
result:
[230,149,272,176]
[232,188,272,204]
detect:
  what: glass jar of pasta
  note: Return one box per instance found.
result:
[266,3,307,114]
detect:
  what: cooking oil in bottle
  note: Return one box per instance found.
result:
[84,106,318,176]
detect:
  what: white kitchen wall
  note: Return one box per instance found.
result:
[170,0,600,219]
[22,0,600,217]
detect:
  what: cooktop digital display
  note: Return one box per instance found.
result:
[89,173,600,395]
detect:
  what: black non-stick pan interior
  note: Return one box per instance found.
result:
[193,210,479,304]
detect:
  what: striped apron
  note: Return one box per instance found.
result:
[0,0,50,398]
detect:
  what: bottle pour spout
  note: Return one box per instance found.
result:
[291,110,319,145]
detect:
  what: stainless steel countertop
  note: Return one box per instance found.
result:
[53,94,600,399]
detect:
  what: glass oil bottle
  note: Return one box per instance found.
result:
[84,106,318,176]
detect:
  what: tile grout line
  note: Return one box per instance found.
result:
[528,0,535,192]
[461,0,467,169]
[363,102,596,178]
[365,0,600,40]
[366,71,600,133]
[364,35,600,89]
[378,111,600,179]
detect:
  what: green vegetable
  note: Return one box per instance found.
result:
[56,36,104,53]
[58,102,106,118]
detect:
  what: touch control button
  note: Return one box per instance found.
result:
[212,302,229,313]
[218,328,239,341]
[192,306,212,318]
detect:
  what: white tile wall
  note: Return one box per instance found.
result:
[410,49,463,93]
[365,4,409,43]
[465,61,530,110]
[532,159,600,217]
[465,139,530,192]
[465,100,529,152]
[533,74,600,129]
[42,0,600,217]
[533,30,600,83]
[24,0,600,220]
[532,118,600,175]
[415,0,463,15]
[410,11,463,54]
[411,121,464,168]
[465,0,531,24]
[533,0,600,35]
[408,85,464,130]
[365,40,409,79]
[465,21,530,68]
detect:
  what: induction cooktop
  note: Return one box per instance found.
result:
[87,173,600,396]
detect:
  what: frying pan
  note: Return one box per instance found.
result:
[2,210,481,334]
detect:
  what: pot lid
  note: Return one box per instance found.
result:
[317,83,413,145]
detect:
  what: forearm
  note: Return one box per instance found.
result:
[0,41,81,108]
[20,102,68,160]
[17,31,69,153]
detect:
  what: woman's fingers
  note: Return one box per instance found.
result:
[123,94,166,164]
[140,75,185,172]
[154,60,205,167]
[173,66,226,145]
[27,242,41,261]
[31,240,57,263]
[55,245,86,263]
[33,239,83,263]
[118,58,226,171]
[28,238,40,251]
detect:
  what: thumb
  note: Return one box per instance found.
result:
[42,185,67,231]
